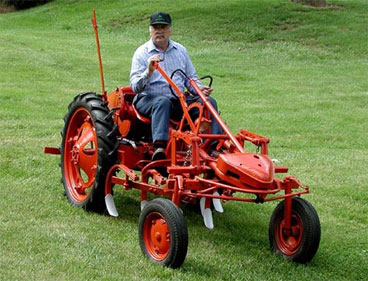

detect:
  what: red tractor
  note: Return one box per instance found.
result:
[45,11,320,268]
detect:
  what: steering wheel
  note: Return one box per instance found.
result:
[199,75,213,87]
[169,69,213,97]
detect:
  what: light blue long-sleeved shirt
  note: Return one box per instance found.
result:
[130,39,202,99]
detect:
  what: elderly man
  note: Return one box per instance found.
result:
[130,12,222,160]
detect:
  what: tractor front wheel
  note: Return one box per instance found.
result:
[138,198,188,268]
[60,92,117,212]
[269,197,321,263]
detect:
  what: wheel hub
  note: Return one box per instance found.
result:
[277,215,303,254]
[71,145,80,165]
[144,213,171,260]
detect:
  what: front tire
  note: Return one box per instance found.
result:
[269,197,321,263]
[60,92,118,212]
[138,198,188,268]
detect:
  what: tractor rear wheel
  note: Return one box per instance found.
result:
[269,197,321,263]
[138,198,188,268]
[60,92,118,212]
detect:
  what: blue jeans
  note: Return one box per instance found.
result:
[134,94,223,142]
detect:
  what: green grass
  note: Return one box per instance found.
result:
[1,0,367,280]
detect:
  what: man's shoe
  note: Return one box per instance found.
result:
[210,150,221,158]
[152,147,168,177]
[152,147,166,161]
[209,147,228,158]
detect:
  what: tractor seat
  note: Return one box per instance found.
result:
[133,104,151,124]
[120,86,180,127]
[120,86,151,124]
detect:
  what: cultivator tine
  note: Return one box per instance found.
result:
[212,192,224,213]
[200,197,214,229]
[105,194,118,217]
[140,200,147,211]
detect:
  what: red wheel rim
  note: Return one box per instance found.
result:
[64,108,98,203]
[275,214,303,255]
[143,212,171,261]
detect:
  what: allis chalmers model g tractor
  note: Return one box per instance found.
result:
[45,11,320,268]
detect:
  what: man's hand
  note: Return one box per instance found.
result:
[147,54,162,77]
[200,85,213,96]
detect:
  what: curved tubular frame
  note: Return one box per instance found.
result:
[102,62,310,231]
[154,63,245,153]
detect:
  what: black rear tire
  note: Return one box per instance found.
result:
[60,92,118,212]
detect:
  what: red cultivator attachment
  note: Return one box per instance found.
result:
[45,11,320,268]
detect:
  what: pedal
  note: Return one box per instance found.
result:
[212,192,224,213]
[105,194,118,217]
[200,197,214,229]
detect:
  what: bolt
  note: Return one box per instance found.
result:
[154,246,159,254]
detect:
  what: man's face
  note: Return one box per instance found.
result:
[150,24,172,48]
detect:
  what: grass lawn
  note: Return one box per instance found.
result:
[0,0,367,280]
